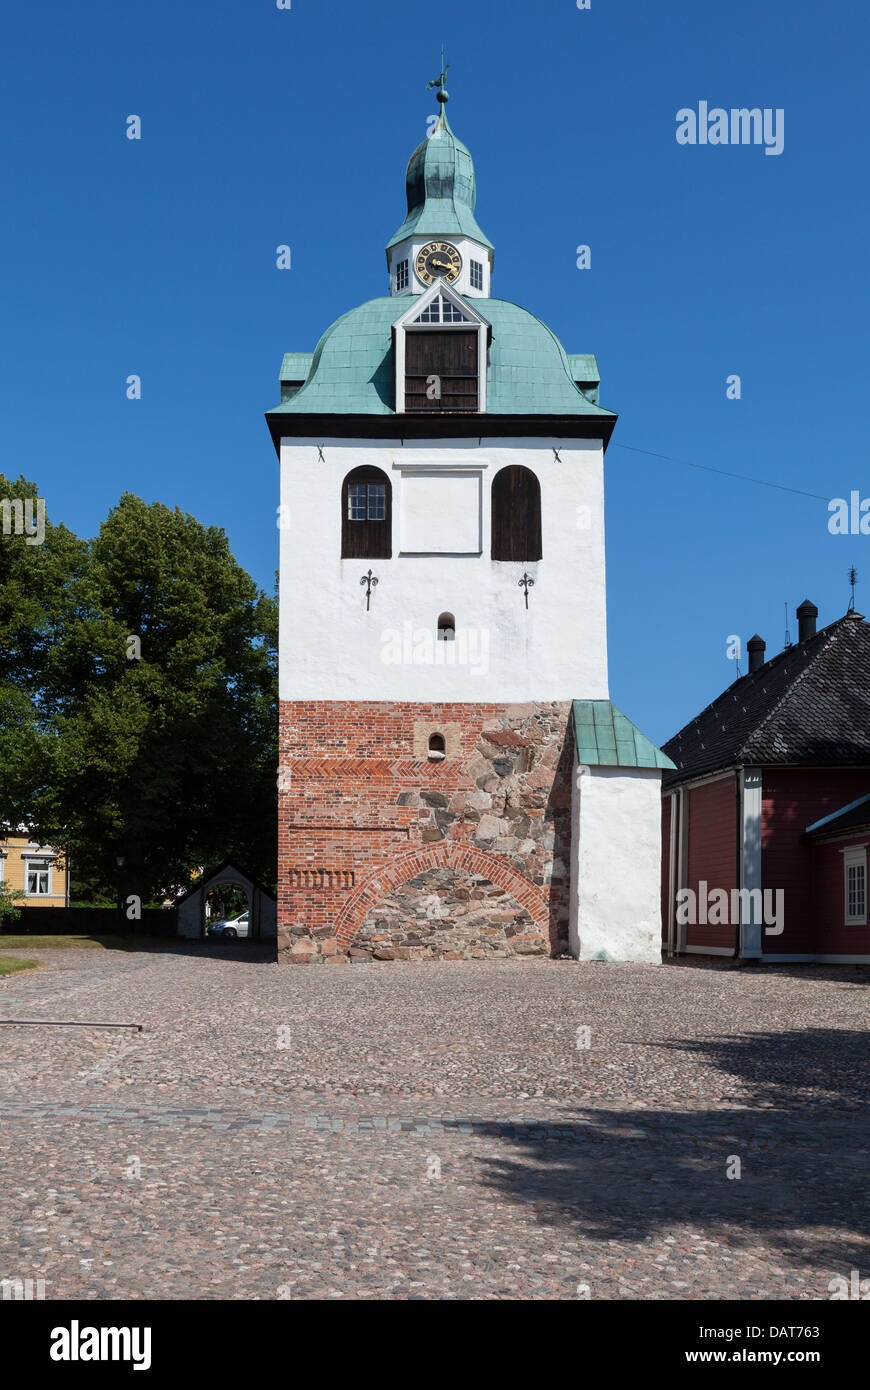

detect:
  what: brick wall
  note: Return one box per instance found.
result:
[277,700,574,962]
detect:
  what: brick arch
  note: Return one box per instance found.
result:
[334,842,550,948]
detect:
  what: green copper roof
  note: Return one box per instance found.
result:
[280,353,313,382]
[568,354,600,385]
[572,700,676,770]
[267,296,617,419]
[386,105,494,255]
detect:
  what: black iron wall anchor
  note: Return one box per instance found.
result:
[518,572,535,609]
[360,569,378,611]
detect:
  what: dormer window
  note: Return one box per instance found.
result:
[470,260,483,291]
[395,258,409,291]
[417,294,469,324]
[393,281,489,414]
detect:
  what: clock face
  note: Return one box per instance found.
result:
[415,241,462,286]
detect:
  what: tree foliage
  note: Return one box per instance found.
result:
[0,477,277,901]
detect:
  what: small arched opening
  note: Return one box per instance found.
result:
[428,733,446,762]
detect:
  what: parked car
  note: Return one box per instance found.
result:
[207,910,250,940]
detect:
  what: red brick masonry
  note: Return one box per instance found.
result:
[278,700,574,961]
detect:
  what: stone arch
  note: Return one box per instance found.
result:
[333,842,550,949]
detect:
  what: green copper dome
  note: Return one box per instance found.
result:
[386,104,494,255]
[266,296,617,419]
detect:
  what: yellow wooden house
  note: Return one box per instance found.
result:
[1,831,69,907]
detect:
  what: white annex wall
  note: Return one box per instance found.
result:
[278,436,609,703]
[569,764,663,964]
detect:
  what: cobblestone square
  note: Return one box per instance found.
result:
[1,948,867,1300]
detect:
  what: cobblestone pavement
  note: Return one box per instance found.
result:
[0,948,868,1299]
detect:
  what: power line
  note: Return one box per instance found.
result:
[612,442,830,503]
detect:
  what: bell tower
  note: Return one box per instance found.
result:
[385,69,493,299]
[267,77,673,965]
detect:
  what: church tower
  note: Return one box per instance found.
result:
[267,78,673,964]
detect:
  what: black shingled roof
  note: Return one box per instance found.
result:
[663,611,870,788]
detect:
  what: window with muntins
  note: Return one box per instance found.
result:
[844,849,867,925]
[26,865,51,895]
[396,259,409,291]
[491,465,542,561]
[341,467,392,558]
[470,260,483,290]
[412,294,472,325]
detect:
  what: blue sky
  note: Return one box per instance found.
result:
[2,0,868,744]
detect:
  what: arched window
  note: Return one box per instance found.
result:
[341,466,392,558]
[491,465,542,561]
[428,733,446,761]
[437,612,455,641]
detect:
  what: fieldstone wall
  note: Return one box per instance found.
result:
[278,699,574,962]
[355,866,544,959]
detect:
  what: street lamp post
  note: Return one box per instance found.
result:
[116,854,125,933]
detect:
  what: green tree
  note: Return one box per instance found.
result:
[0,473,85,830]
[0,882,26,927]
[28,493,277,902]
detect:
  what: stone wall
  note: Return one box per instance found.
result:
[355,866,544,960]
[277,699,574,962]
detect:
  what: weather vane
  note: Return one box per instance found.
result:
[427,45,449,103]
[849,565,858,612]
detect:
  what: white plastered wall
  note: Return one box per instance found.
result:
[278,436,608,704]
[568,762,663,964]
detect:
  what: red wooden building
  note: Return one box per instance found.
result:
[661,602,870,963]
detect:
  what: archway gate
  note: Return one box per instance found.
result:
[176,861,277,940]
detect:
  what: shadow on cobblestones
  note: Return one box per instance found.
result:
[470,1026,870,1275]
[654,1027,870,1109]
[470,1104,870,1274]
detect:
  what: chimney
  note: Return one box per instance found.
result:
[747,634,766,673]
[797,598,818,642]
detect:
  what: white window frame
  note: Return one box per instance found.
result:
[392,280,489,414]
[843,846,867,926]
[23,855,54,898]
[395,258,409,292]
